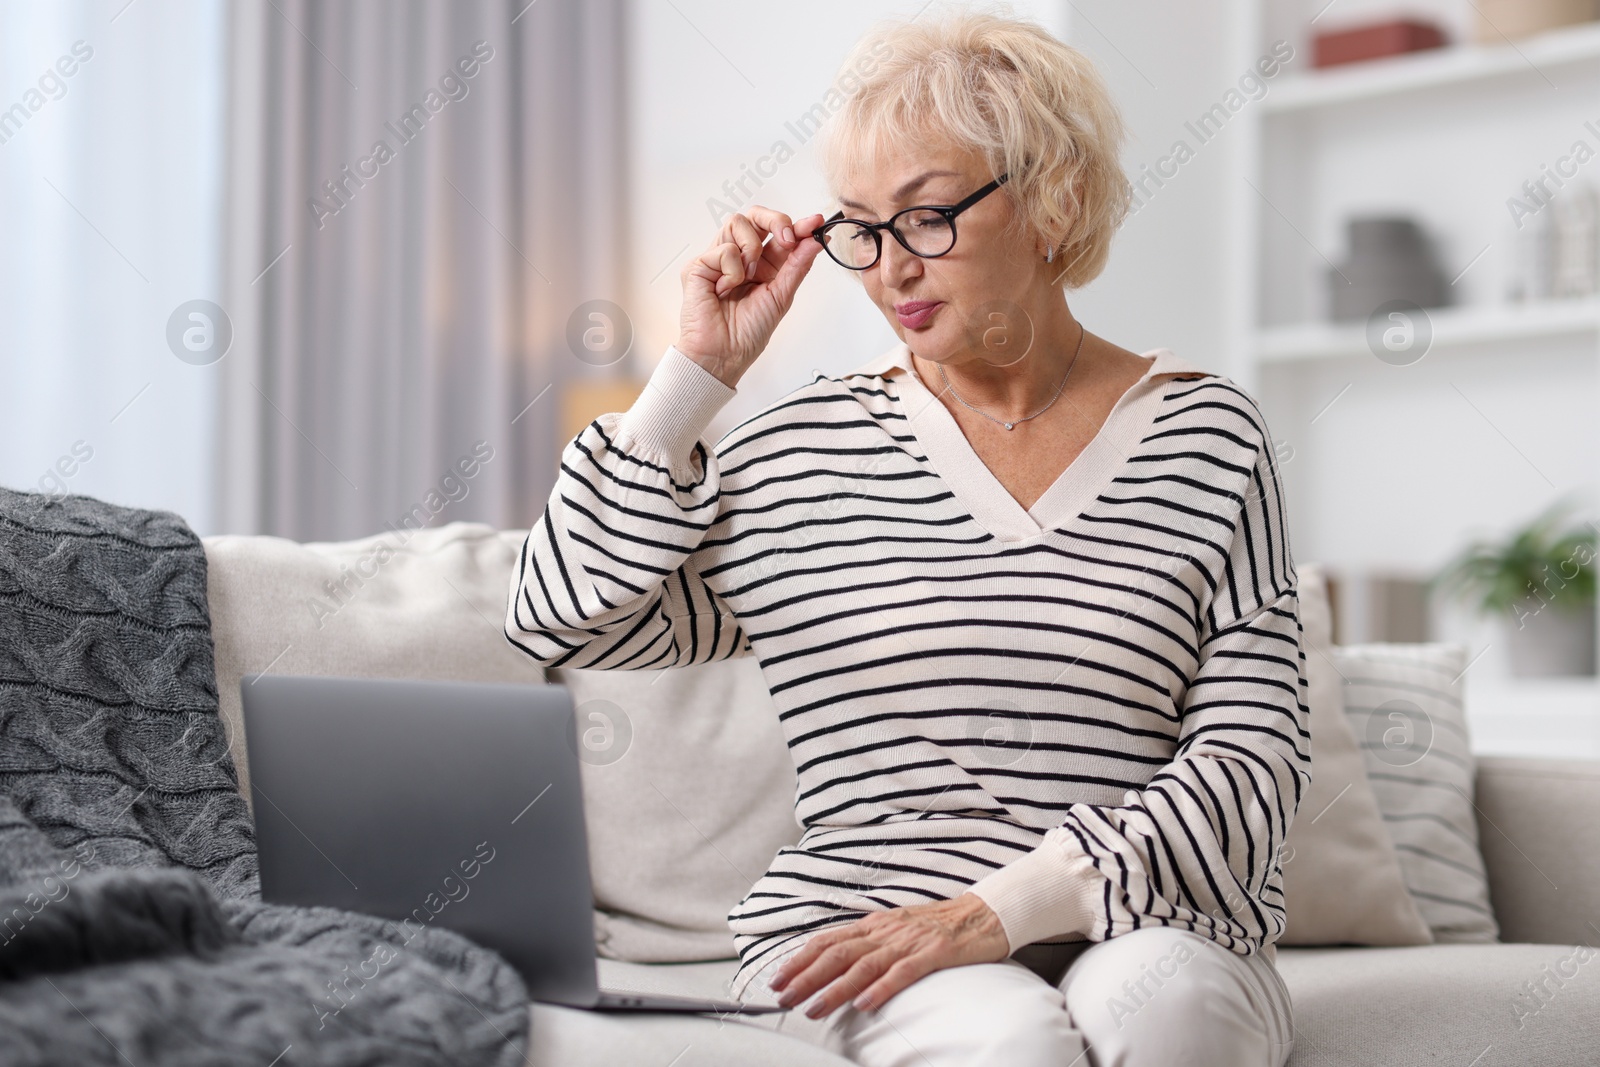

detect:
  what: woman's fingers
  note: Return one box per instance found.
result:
[850,954,934,1013]
[722,207,824,275]
[722,213,769,278]
[715,240,750,296]
[793,211,826,237]
[749,217,807,283]
[771,922,851,990]
[753,209,828,262]
[772,937,871,1009]
[804,947,903,1018]
[685,241,747,297]
[737,205,797,249]
[700,209,830,296]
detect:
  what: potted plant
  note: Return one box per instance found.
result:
[1432,500,1598,677]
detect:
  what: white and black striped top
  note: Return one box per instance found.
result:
[505,342,1311,1000]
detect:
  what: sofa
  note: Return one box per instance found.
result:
[199,520,1600,1067]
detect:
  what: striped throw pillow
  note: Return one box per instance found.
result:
[1333,643,1499,943]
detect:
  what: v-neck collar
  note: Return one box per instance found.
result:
[849,341,1209,543]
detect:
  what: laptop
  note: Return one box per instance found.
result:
[239,673,784,1015]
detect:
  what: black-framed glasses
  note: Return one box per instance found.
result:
[812,172,1010,270]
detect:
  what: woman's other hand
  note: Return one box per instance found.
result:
[766,893,1011,1019]
[676,207,825,388]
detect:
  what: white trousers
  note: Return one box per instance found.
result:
[743,928,1295,1067]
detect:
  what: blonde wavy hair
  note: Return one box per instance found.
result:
[818,5,1130,290]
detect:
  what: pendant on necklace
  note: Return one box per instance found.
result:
[1004,422,1013,430]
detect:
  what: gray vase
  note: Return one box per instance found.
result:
[1504,601,1598,677]
[1329,216,1450,323]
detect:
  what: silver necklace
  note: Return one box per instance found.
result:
[938,321,1085,430]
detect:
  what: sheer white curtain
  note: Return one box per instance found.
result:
[0,0,227,529]
[217,0,630,540]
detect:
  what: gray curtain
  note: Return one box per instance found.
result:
[217,0,630,540]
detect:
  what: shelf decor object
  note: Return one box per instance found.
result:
[1511,202,1560,303]
[1553,183,1600,299]
[1312,17,1448,68]
[1472,0,1598,44]
[1432,500,1598,678]
[1328,215,1450,323]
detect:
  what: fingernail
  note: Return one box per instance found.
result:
[853,995,872,1011]
[783,226,795,243]
[805,1000,826,1019]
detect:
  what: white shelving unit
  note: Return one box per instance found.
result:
[1257,295,1600,363]
[1262,19,1600,113]
[1227,3,1600,756]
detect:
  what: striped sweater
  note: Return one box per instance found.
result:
[505,341,1311,1000]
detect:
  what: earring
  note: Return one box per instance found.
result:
[1045,246,1054,263]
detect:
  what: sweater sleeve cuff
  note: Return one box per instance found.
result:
[967,835,1103,953]
[615,345,737,463]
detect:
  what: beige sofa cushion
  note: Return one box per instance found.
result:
[203,522,546,802]
[1278,565,1433,946]
[1277,942,1600,1066]
[1335,642,1498,943]
[1475,755,1600,947]
[553,661,802,962]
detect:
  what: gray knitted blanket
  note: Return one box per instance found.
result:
[0,487,528,1066]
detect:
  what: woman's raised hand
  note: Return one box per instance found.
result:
[675,207,826,389]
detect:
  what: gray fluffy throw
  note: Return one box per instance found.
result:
[0,487,528,1066]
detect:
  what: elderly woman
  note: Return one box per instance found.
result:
[505,10,1305,1067]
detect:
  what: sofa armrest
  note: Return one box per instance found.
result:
[1475,755,1600,947]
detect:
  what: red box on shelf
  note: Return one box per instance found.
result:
[1312,18,1448,68]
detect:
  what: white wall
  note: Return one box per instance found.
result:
[0,0,227,532]
[1058,0,1241,375]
